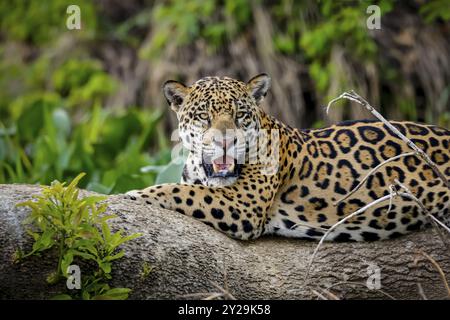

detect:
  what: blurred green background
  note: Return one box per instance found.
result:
[0,0,449,193]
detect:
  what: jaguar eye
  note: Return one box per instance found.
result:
[236,111,246,119]
[198,113,209,121]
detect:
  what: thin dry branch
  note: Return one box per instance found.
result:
[322,281,397,300]
[179,292,224,299]
[386,185,396,215]
[291,221,329,232]
[305,179,450,285]
[179,274,237,300]
[416,250,450,297]
[209,281,237,300]
[326,90,449,189]
[334,151,416,206]
[304,91,450,292]
[393,180,450,257]
[395,179,450,235]
[320,289,340,300]
[417,283,428,300]
[304,191,396,283]
[312,289,328,300]
[312,289,340,300]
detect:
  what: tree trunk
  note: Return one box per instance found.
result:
[0,184,449,300]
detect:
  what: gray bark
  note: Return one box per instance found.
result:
[0,184,449,300]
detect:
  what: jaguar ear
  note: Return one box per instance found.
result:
[163,80,188,112]
[247,73,271,105]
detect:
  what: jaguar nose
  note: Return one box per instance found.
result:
[213,136,235,150]
[210,134,237,175]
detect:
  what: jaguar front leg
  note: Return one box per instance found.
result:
[126,183,272,240]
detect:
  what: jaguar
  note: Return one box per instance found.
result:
[126,74,450,241]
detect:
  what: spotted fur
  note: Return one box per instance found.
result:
[126,75,450,241]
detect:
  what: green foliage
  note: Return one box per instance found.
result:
[420,0,450,22]
[299,0,394,96]
[0,99,168,192]
[0,0,97,44]
[141,153,186,184]
[0,2,173,192]
[15,173,141,300]
[140,0,252,58]
[53,59,117,107]
[0,54,170,192]
[140,262,154,279]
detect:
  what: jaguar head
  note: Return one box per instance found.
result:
[163,74,271,186]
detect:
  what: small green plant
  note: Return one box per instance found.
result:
[15,173,142,300]
[140,261,154,280]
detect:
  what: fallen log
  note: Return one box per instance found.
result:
[0,184,449,300]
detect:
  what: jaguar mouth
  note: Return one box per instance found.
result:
[203,155,241,178]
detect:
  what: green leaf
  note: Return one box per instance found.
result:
[32,228,56,252]
[46,271,60,285]
[66,172,86,194]
[86,182,112,194]
[81,195,108,205]
[72,250,96,261]
[110,174,148,194]
[51,294,73,300]
[101,221,111,242]
[99,261,112,274]
[106,250,124,262]
[61,251,74,277]
[92,288,131,300]
[81,290,91,300]
[154,155,185,184]
[116,233,143,247]
[52,108,71,137]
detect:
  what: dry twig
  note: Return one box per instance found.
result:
[178,292,224,299]
[312,289,328,300]
[417,283,428,300]
[312,288,340,300]
[334,151,415,205]
[326,90,449,189]
[305,180,450,284]
[209,281,236,300]
[416,250,450,297]
[322,281,396,300]
[304,189,397,283]
[178,266,236,300]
